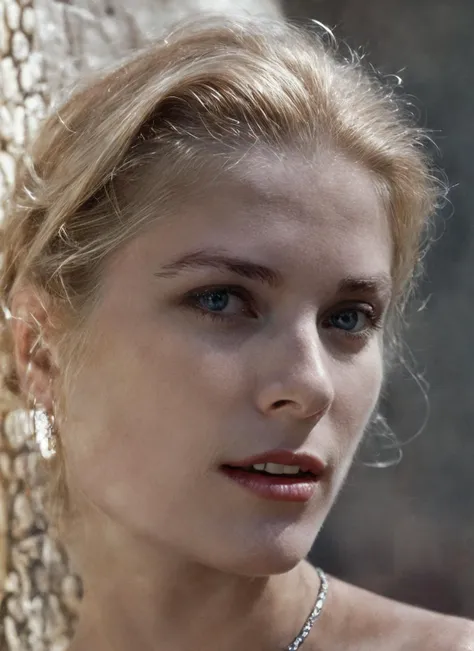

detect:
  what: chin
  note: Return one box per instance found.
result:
[227,544,311,577]
[199,526,320,577]
[238,551,306,577]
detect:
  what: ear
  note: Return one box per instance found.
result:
[9,287,59,411]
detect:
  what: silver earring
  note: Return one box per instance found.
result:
[32,399,57,460]
[27,359,57,459]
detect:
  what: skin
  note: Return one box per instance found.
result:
[11,149,474,651]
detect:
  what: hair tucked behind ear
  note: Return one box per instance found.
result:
[0,14,444,518]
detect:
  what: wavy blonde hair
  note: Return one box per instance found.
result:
[0,15,441,514]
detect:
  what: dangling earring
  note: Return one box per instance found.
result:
[26,358,58,459]
[32,399,57,460]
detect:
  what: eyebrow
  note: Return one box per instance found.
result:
[338,275,393,300]
[154,248,392,298]
[154,249,283,288]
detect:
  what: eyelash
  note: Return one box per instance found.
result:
[184,285,257,322]
[183,285,383,338]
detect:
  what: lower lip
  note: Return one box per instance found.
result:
[220,467,320,503]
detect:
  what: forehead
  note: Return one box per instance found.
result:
[228,148,391,252]
[113,148,392,291]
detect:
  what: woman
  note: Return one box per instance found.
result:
[0,14,472,651]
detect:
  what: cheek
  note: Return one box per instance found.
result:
[59,320,248,512]
[331,343,384,461]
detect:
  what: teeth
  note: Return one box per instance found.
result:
[265,463,285,474]
[283,465,300,475]
[251,463,302,475]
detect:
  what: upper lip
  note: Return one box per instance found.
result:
[223,450,326,476]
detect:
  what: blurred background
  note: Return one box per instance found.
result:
[1,0,473,647]
[300,0,474,619]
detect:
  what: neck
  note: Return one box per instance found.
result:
[67,517,321,651]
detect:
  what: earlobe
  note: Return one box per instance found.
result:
[9,289,56,411]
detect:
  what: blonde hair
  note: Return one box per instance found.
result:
[0,15,441,512]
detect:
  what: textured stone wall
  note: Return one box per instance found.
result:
[0,411,81,651]
[0,0,46,223]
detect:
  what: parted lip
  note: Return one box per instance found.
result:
[223,450,327,477]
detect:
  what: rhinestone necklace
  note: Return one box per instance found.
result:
[285,568,328,651]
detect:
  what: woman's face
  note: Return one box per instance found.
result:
[61,149,392,574]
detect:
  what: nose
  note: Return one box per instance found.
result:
[254,326,334,422]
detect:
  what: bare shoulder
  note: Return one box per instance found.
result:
[320,573,474,651]
[442,617,474,651]
[407,610,474,651]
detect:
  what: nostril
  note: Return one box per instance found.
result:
[271,397,329,420]
[273,399,292,409]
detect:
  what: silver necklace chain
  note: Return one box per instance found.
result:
[285,568,328,651]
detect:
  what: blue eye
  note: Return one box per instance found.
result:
[197,289,231,312]
[328,309,371,333]
[186,286,256,321]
